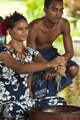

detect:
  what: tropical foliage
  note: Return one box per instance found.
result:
[64,0,80,27]
[21,0,45,23]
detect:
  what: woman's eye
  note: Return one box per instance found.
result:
[25,27,28,30]
[18,28,22,30]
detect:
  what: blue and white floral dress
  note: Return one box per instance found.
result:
[0,46,66,120]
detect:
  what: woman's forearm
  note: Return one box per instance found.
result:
[0,52,51,74]
[0,52,66,74]
[18,62,50,74]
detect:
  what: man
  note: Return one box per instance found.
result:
[27,0,79,99]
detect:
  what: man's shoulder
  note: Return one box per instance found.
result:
[29,17,44,29]
[60,18,70,32]
[60,18,69,25]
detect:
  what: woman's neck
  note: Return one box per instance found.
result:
[8,40,28,60]
[9,40,24,53]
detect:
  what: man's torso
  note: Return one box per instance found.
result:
[29,17,66,50]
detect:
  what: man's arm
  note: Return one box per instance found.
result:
[28,73,34,99]
[27,22,38,49]
[61,19,74,61]
[27,22,56,80]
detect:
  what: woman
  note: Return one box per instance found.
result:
[0,11,66,120]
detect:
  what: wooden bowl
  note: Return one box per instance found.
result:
[29,105,80,120]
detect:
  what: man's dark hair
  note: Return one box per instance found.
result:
[44,0,63,8]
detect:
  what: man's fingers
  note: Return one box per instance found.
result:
[44,73,55,80]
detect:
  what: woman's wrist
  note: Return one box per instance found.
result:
[46,62,52,68]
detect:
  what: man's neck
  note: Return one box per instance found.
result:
[43,16,59,29]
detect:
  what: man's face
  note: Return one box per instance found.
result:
[44,1,64,23]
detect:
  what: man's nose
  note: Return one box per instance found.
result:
[56,10,63,17]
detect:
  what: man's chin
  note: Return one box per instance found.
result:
[53,18,61,23]
[52,21,59,24]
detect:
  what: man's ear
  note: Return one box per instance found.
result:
[43,7,47,14]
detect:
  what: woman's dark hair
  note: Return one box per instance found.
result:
[0,12,27,36]
[44,0,63,8]
[7,14,27,29]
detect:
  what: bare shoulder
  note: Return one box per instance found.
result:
[60,18,70,31]
[0,45,12,61]
[29,17,44,30]
[0,50,9,61]
[60,18,69,24]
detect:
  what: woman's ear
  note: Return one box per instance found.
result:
[8,28,11,35]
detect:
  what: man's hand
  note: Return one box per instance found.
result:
[44,64,66,80]
[44,72,56,80]
[44,67,56,80]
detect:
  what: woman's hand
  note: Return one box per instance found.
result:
[57,64,66,77]
[43,56,66,80]
[49,56,66,69]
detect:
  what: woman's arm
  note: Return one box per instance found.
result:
[0,52,66,74]
[0,52,51,74]
[34,53,66,77]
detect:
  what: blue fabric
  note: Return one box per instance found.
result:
[0,46,67,120]
[0,46,38,119]
[32,46,78,99]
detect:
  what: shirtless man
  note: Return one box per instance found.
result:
[27,0,79,98]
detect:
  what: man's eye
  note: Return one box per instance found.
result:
[52,9,57,11]
[60,9,64,12]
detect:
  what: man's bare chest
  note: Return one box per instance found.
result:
[36,28,62,45]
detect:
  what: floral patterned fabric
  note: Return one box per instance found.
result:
[0,46,67,120]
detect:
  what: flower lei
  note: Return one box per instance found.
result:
[0,11,22,36]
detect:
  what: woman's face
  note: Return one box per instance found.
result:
[10,19,28,42]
